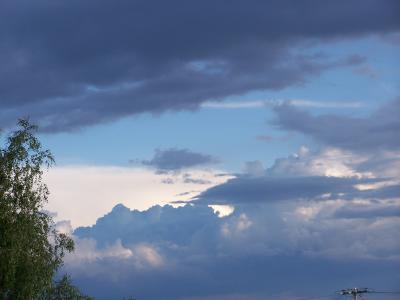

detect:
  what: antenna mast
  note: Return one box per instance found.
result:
[338,288,371,300]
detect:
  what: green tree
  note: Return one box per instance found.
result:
[0,119,89,299]
[41,275,93,300]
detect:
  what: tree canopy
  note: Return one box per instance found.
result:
[0,119,91,299]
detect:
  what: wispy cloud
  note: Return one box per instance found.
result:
[201,99,363,109]
[201,101,267,109]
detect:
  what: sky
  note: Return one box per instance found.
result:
[1,0,400,299]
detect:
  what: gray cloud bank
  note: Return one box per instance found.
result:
[1,0,399,131]
[273,98,400,152]
[192,175,383,205]
[67,200,399,300]
[68,144,400,299]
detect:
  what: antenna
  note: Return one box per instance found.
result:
[337,287,400,300]
[296,288,400,300]
[337,288,371,300]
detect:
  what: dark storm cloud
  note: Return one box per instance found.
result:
[141,148,218,172]
[1,0,399,131]
[273,98,400,152]
[191,175,381,205]
[68,203,400,300]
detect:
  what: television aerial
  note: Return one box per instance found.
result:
[298,287,400,300]
[337,288,371,300]
[336,287,400,300]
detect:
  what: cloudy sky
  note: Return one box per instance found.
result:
[2,0,400,299]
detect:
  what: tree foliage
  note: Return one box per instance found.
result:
[0,119,85,299]
[41,275,93,300]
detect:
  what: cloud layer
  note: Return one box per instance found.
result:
[1,0,399,131]
[61,144,400,299]
[273,98,400,152]
[65,198,400,299]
